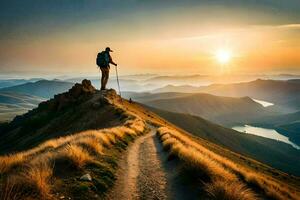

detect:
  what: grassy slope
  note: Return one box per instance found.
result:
[0,88,147,200]
[0,91,124,155]
[119,101,300,187]
[122,101,300,198]
[157,127,300,200]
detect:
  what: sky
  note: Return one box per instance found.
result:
[0,0,300,77]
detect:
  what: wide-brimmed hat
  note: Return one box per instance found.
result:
[105,47,113,52]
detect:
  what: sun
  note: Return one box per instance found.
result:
[216,49,232,64]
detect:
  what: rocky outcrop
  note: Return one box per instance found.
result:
[10,80,97,126]
[68,79,96,98]
[41,79,96,111]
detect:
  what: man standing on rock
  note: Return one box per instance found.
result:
[96,47,118,90]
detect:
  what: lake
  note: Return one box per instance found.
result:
[232,125,300,149]
[252,99,274,107]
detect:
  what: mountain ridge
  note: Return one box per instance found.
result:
[0,79,74,99]
[130,92,274,125]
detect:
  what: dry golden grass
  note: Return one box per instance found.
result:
[0,153,26,174]
[1,176,22,200]
[21,161,53,199]
[175,144,236,181]
[157,127,300,200]
[1,160,53,200]
[77,137,104,155]
[0,112,146,199]
[205,180,258,200]
[57,144,94,168]
[96,133,112,147]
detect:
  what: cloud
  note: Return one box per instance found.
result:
[251,24,300,30]
[277,24,300,29]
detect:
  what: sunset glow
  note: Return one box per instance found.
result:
[216,49,232,64]
[0,1,299,76]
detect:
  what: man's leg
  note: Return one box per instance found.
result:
[103,68,110,89]
[100,68,105,90]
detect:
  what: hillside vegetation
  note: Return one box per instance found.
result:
[0,80,146,200]
[0,80,299,200]
[0,115,145,200]
[0,81,124,154]
[157,127,300,200]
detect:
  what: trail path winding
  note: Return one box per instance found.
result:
[105,126,168,200]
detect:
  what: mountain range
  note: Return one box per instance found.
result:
[0,80,74,99]
[125,92,276,126]
[153,79,300,111]
[0,92,45,122]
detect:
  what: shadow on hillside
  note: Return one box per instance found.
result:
[153,135,206,200]
[0,81,126,155]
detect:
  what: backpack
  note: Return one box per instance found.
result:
[96,51,109,67]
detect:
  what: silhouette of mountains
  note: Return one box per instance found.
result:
[0,78,43,89]
[0,92,45,122]
[125,92,274,125]
[0,80,74,99]
[153,79,300,111]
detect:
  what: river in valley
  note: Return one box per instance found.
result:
[252,99,274,107]
[232,125,300,149]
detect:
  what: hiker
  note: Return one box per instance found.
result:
[96,47,117,90]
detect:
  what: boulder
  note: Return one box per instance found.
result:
[80,173,92,181]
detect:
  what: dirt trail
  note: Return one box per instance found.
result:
[105,126,168,200]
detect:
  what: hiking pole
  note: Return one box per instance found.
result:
[115,65,122,100]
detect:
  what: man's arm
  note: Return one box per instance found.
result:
[109,54,117,66]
